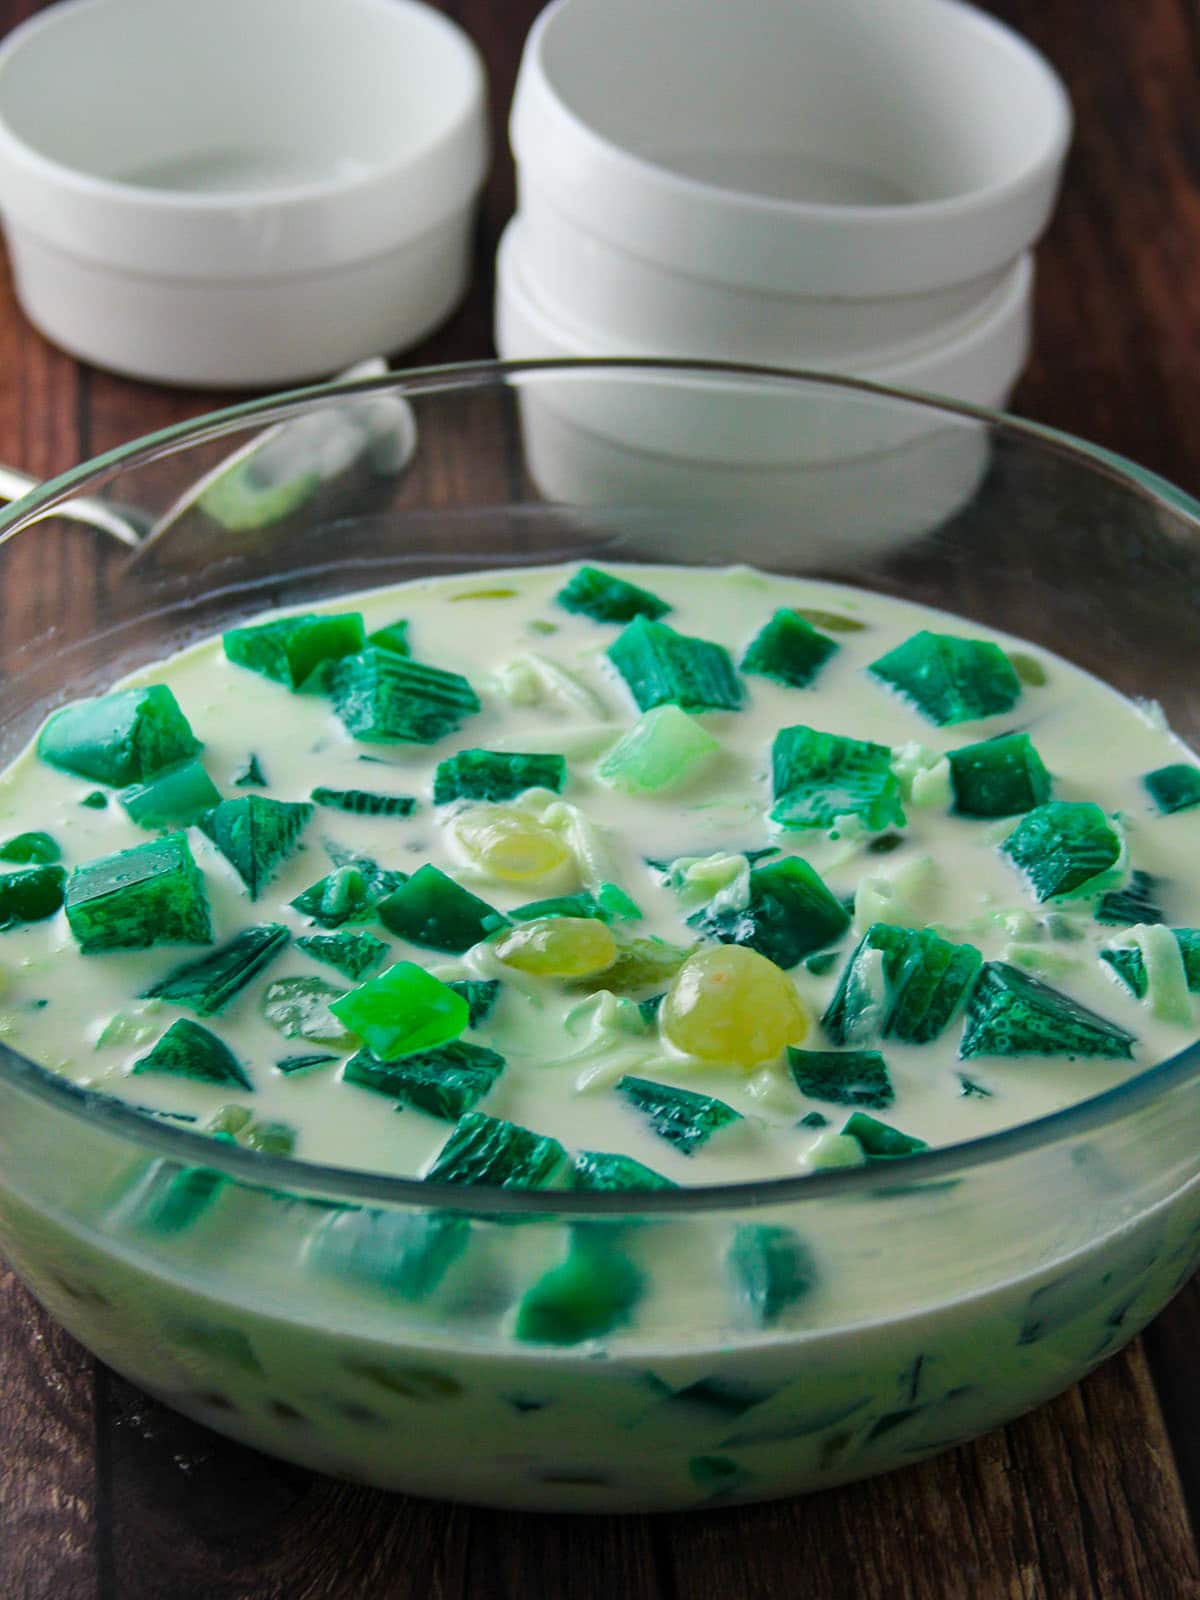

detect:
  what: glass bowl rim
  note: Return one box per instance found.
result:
[2,353,1199,1218]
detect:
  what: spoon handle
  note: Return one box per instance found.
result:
[0,462,143,547]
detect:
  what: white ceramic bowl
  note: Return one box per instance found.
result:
[0,0,488,387]
[511,0,1068,350]
[494,218,1033,435]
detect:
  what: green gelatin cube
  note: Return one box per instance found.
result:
[556,565,670,624]
[121,758,222,830]
[822,924,982,1046]
[290,864,373,928]
[728,1224,816,1324]
[223,612,365,690]
[311,1207,469,1299]
[1096,870,1163,927]
[1144,763,1200,815]
[297,930,388,981]
[960,961,1136,1059]
[328,648,480,744]
[596,882,643,920]
[231,753,267,788]
[38,684,200,786]
[433,748,567,805]
[616,1074,741,1156]
[65,833,211,952]
[200,796,312,899]
[329,960,468,1059]
[124,1161,227,1234]
[947,732,1052,818]
[448,977,501,1027]
[343,1039,505,1119]
[842,1111,927,1159]
[596,705,720,795]
[262,976,357,1047]
[132,1018,251,1089]
[1100,927,1200,998]
[142,923,290,1015]
[1000,801,1122,901]
[310,785,417,817]
[689,1455,752,1498]
[787,1047,894,1109]
[740,610,839,689]
[80,790,108,809]
[425,1111,566,1189]
[569,1150,677,1191]
[868,630,1021,725]
[688,854,849,969]
[366,618,410,656]
[377,864,502,953]
[322,841,407,901]
[770,724,904,832]
[0,831,60,864]
[0,864,66,929]
[607,617,743,713]
[276,1052,337,1075]
[515,1237,643,1345]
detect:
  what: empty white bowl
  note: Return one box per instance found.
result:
[511,0,1068,357]
[0,0,488,386]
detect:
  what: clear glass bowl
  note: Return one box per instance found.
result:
[1,359,1199,1513]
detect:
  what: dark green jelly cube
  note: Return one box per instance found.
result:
[1100,927,1200,998]
[38,684,200,786]
[947,732,1052,818]
[377,864,503,953]
[311,1207,469,1299]
[688,854,849,969]
[728,1224,816,1324]
[1000,801,1122,901]
[132,1018,251,1090]
[740,609,839,689]
[0,831,60,864]
[343,1040,505,1120]
[366,618,410,656]
[296,930,388,981]
[822,924,982,1046]
[432,748,567,805]
[515,1236,643,1345]
[66,833,212,952]
[787,1047,894,1109]
[0,864,66,929]
[290,864,374,928]
[960,961,1136,1059]
[142,923,290,1015]
[868,630,1021,725]
[231,753,267,788]
[841,1111,927,1159]
[1144,763,1200,815]
[425,1111,566,1190]
[607,617,743,713]
[615,1075,741,1156]
[309,786,417,817]
[556,565,670,624]
[1095,869,1162,927]
[223,611,366,690]
[569,1150,677,1191]
[200,796,312,899]
[770,724,904,832]
[328,648,480,744]
[121,758,222,830]
[448,977,501,1027]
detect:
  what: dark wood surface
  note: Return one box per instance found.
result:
[3,1,1200,1595]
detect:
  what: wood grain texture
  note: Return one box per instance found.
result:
[3,1,1200,1597]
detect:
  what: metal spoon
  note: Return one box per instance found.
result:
[0,357,415,551]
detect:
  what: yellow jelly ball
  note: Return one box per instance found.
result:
[494,916,619,979]
[662,945,810,1069]
[453,806,573,883]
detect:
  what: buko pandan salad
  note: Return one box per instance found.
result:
[1,561,1199,1508]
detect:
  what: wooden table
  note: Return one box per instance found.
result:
[3,1,1200,1595]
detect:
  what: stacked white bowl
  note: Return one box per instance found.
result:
[496,0,1070,411]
